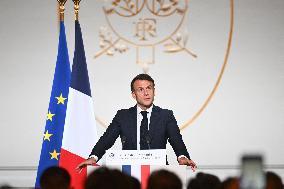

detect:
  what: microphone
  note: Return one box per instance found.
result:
[145,134,152,150]
[121,136,127,149]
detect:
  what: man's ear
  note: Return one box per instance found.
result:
[131,92,136,99]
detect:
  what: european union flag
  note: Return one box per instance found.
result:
[35,21,71,188]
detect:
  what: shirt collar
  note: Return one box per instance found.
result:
[137,104,153,115]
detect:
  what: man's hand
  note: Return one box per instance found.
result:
[75,157,97,173]
[178,157,197,171]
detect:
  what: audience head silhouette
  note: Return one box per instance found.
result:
[0,185,12,189]
[187,172,221,189]
[40,166,72,189]
[219,177,239,189]
[265,171,283,189]
[85,167,140,189]
[147,169,182,189]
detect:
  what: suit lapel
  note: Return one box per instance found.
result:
[149,105,160,138]
[129,106,137,148]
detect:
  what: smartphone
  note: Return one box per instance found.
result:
[240,155,266,189]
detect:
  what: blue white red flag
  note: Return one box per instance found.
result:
[59,20,98,189]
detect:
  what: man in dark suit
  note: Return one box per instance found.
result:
[76,74,196,171]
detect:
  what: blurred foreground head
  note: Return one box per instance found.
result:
[219,177,239,189]
[40,166,71,189]
[187,172,221,189]
[147,169,182,189]
[266,171,283,189]
[85,167,140,189]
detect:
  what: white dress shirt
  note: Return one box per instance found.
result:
[136,105,153,150]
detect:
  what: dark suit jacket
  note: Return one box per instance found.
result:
[90,105,190,161]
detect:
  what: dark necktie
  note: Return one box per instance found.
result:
[140,111,148,150]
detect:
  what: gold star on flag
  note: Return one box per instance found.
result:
[50,149,60,160]
[46,111,55,121]
[55,93,67,105]
[43,130,53,141]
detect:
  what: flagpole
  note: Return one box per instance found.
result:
[72,0,81,21]
[59,2,98,189]
[57,0,67,33]
[58,0,67,21]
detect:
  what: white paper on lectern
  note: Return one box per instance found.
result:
[105,149,166,165]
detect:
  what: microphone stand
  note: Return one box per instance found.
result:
[145,134,151,150]
[121,136,126,149]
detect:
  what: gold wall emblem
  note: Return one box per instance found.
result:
[94,0,234,129]
[94,0,196,72]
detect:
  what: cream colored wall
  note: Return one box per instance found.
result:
[0,0,283,187]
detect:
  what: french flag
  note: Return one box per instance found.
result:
[59,20,97,189]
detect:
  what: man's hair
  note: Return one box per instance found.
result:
[131,74,155,92]
[187,172,221,189]
[266,171,283,189]
[40,166,71,189]
[147,169,182,189]
[85,167,136,189]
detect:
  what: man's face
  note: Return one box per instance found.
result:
[132,79,155,110]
